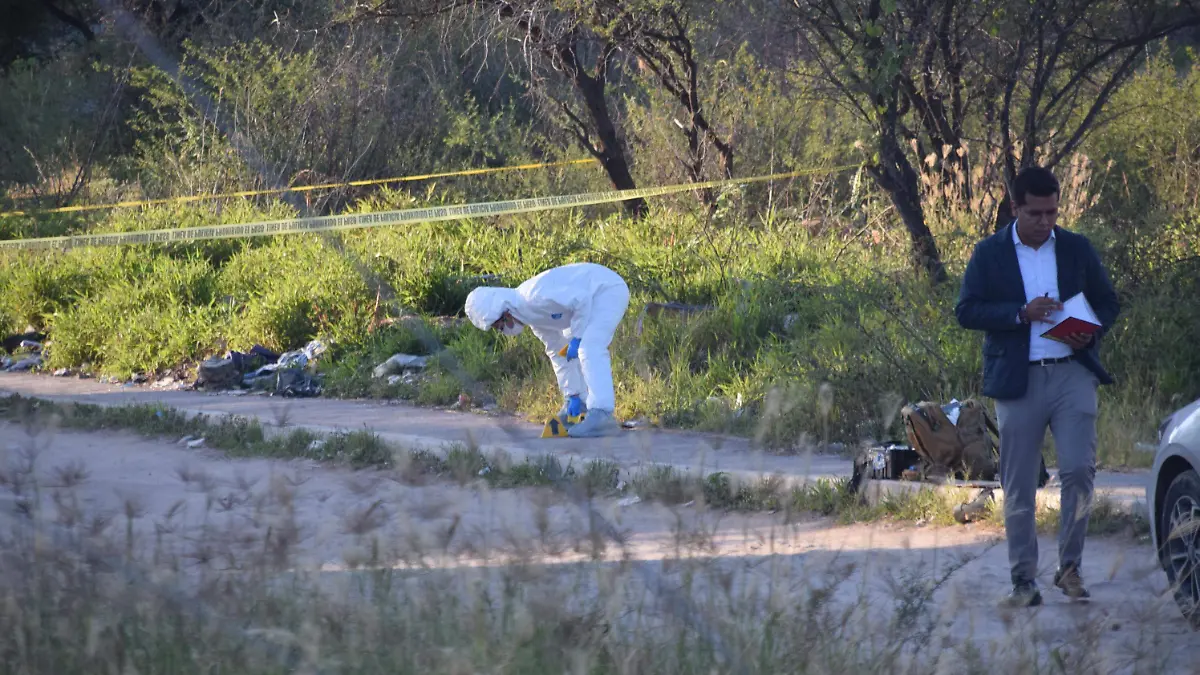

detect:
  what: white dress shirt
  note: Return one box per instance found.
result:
[1013,222,1073,361]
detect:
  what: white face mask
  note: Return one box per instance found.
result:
[500,321,525,337]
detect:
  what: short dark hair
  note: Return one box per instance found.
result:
[1011,166,1060,206]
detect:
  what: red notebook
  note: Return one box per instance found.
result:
[1040,293,1101,344]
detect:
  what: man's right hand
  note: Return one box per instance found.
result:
[1024,297,1063,323]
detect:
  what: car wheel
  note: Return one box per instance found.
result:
[1160,469,1200,630]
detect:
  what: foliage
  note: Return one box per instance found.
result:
[0,0,1198,457]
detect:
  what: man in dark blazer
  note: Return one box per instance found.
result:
[956,166,1120,608]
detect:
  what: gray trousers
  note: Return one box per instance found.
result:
[994,360,1099,585]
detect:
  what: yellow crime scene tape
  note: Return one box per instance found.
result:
[0,158,598,217]
[0,165,858,252]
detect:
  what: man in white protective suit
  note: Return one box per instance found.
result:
[463,262,630,438]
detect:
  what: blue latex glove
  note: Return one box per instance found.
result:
[565,337,581,361]
[566,394,584,417]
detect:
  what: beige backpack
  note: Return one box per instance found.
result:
[901,399,1000,481]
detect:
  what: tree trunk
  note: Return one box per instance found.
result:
[993,192,1014,233]
[573,67,647,218]
[873,135,948,283]
[894,184,948,283]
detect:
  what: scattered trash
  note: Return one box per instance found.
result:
[275,350,309,370]
[5,355,43,372]
[2,331,46,354]
[186,438,206,449]
[615,480,627,491]
[129,373,148,385]
[196,357,240,390]
[227,345,279,372]
[617,495,642,507]
[478,466,492,476]
[18,340,42,352]
[372,353,428,379]
[178,435,196,446]
[621,419,646,430]
[856,442,921,482]
[455,393,472,410]
[682,500,695,507]
[387,374,404,386]
[308,440,326,452]
[243,338,328,381]
[53,368,73,377]
[274,369,321,398]
[953,487,995,524]
[1,357,13,370]
[244,373,276,390]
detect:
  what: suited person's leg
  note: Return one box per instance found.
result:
[996,367,1053,586]
[1049,361,1099,572]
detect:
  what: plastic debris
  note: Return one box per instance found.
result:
[243,340,327,380]
[186,438,206,449]
[2,331,45,354]
[942,399,962,426]
[228,345,279,372]
[953,487,995,524]
[196,357,240,390]
[274,369,321,398]
[6,355,43,372]
[617,495,642,507]
[372,353,428,379]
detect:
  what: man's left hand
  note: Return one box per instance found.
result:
[1062,332,1093,350]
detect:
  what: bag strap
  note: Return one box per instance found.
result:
[980,405,999,438]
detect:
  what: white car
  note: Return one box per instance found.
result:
[1148,397,1200,629]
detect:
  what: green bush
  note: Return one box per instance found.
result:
[217,236,371,351]
[44,255,226,376]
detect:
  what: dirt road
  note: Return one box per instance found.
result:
[1,419,1195,673]
[0,372,1154,510]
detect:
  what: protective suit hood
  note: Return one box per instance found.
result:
[464,287,521,331]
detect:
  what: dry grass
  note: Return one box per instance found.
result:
[0,393,1150,540]
[0,394,1193,674]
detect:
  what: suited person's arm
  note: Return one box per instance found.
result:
[1084,240,1120,338]
[955,244,1025,332]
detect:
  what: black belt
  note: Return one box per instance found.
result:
[1030,355,1075,367]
